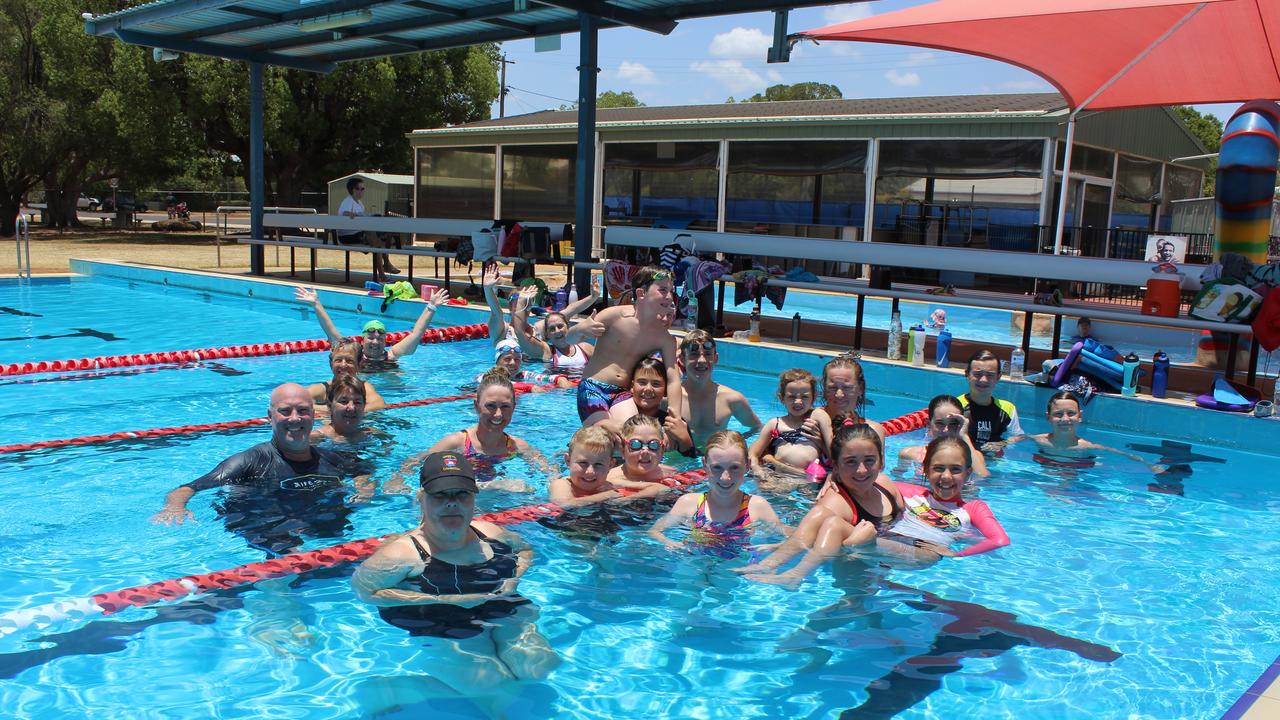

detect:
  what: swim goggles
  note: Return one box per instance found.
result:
[627,439,662,451]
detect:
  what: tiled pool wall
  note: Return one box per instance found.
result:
[70,259,1280,456]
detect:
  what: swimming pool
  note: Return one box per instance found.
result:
[2,267,1278,719]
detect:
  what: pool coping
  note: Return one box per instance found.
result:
[1221,656,1280,719]
[67,258,1280,454]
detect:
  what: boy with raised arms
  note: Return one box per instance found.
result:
[574,266,682,425]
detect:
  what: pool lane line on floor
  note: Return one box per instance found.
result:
[0,391,478,455]
[0,407,931,637]
[0,322,490,377]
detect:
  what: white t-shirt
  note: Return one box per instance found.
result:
[337,196,364,237]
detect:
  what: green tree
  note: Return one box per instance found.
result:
[1172,105,1223,195]
[179,46,499,206]
[742,82,843,103]
[597,90,644,108]
[559,90,645,111]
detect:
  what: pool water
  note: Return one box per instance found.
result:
[2,274,1278,719]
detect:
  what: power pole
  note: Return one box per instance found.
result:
[499,53,515,118]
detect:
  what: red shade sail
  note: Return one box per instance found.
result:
[800,0,1280,111]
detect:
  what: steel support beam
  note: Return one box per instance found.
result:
[573,13,599,293]
[249,61,266,275]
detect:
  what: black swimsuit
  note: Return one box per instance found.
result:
[377,528,531,639]
[834,481,902,529]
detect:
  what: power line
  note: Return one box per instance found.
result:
[506,85,576,104]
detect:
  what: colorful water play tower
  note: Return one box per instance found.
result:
[1216,101,1280,263]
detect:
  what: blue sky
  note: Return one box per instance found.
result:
[488,0,1239,125]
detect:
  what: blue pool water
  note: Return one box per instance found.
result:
[2,272,1279,719]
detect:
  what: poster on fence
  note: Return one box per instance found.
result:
[1145,235,1188,264]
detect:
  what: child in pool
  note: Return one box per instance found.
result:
[648,430,790,556]
[1011,391,1162,471]
[549,426,666,507]
[737,423,897,586]
[606,415,678,492]
[897,394,989,478]
[878,435,1010,561]
[749,368,833,484]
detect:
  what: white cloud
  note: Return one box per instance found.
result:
[904,51,936,66]
[691,59,770,94]
[709,27,772,59]
[616,61,657,85]
[822,3,875,25]
[884,69,921,87]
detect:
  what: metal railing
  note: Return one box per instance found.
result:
[214,206,317,267]
[14,213,31,278]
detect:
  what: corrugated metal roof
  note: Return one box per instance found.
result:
[84,0,860,72]
[411,93,1068,133]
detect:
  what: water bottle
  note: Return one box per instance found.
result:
[553,286,568,311]
[790,312,801,342]
[1122,352,1140,396]
[1009,346,1025,380]
[936,328,952,368]
[1151,351,1170,398]
[887,310,902,360]
[684,291,699,332]
[910,325,926,366]
[748,307,761,342]
[567,285,578,305]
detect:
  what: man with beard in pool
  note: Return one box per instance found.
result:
[150,382,367,556]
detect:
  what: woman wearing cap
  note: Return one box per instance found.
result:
[475,338,575,391]
[353,450,559,691]
[295,286,449,370]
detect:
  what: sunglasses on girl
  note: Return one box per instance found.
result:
[627,439,662,452]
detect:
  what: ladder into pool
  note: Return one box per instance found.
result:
[14,213,31,278]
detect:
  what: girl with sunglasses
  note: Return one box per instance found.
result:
[606,415,678,492]
[897,395,989,478]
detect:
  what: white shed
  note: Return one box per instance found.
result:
[327,172,414,217]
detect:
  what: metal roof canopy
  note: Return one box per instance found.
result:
[83,0,846,73]
[85,0,868,281]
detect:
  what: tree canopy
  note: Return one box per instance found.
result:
[0,0,499,234]
[559,90,646,110]
[1171,105,1223,196]
[730,82,843,103]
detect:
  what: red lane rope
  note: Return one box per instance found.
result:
[0,407,931,633]
[0,392,478,455]
[0,323,490,378]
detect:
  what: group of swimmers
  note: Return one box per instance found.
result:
[145,264,1159,691]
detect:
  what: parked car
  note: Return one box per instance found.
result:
[77,194,100,210]
[100,195,148,212]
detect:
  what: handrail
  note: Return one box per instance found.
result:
[214,206,317,268]
[601,225,1210,291]
[261,213,491,237]
[14,213,31,278]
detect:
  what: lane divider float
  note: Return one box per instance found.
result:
[0,323,490,378]
[0,409,930,636]
[0,392,478,455]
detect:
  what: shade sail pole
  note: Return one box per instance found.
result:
[249,61,265,274]
[573,13,599,293]
[1052,2,1207,255]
